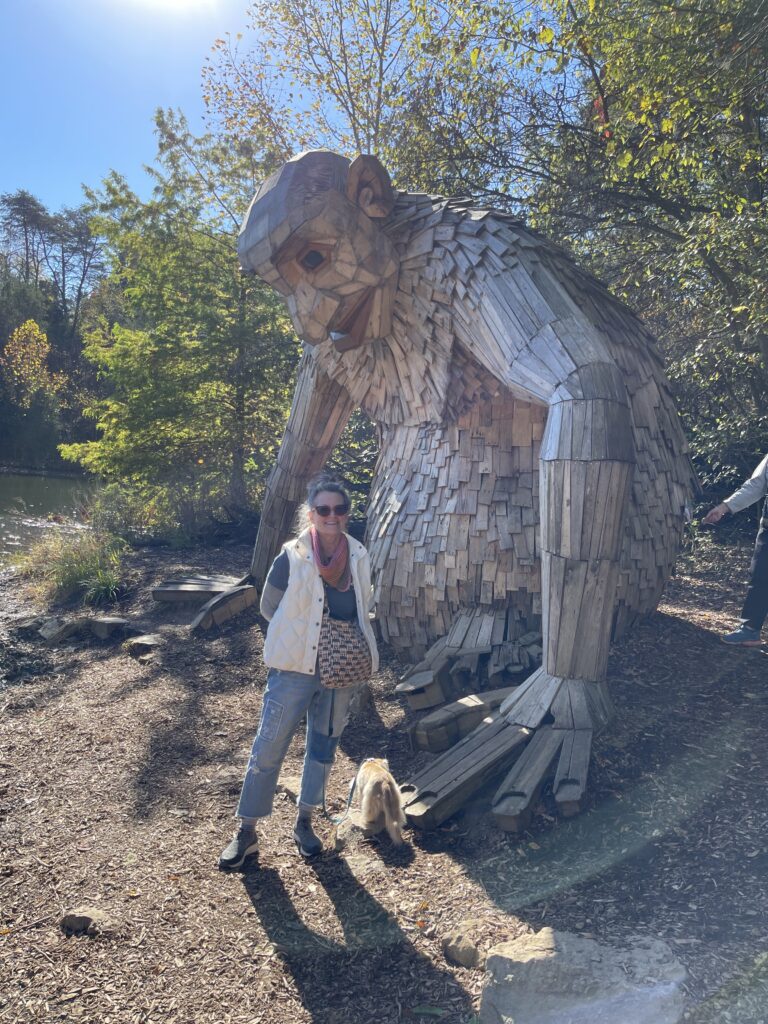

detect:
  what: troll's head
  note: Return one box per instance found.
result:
[238,151,399,352]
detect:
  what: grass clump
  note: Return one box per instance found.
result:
[20,530,128,606]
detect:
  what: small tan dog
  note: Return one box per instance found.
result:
[356,758,407,845]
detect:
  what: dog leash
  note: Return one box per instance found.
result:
[322,758,375,826]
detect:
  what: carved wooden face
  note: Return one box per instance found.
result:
[272,190,399,351]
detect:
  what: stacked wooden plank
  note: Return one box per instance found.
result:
[396,607,543,710]
[250,353,357,587]
[152,575,240,605]
[411,686,516,753]
[400,712,530,830]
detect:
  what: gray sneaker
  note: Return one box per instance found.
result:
[722,625,763,647]
[293,816,322,858]
[218,828,259,870]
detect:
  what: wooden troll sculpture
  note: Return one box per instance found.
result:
[238,151,695,830]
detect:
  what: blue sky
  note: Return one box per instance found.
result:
[0,0,249,213]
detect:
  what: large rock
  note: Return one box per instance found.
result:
[480,928,686,1024]
[442,918,485,968]
[38,616,91,645]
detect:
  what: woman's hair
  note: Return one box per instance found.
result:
[296,473,352,532]
[306,474,351,509]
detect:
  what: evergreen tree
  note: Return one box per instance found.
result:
[61,112,299,533]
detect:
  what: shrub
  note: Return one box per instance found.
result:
[20,530,127,606]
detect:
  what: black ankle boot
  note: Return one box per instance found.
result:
[293,815,322,858]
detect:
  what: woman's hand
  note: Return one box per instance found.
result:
[702,502,730,525]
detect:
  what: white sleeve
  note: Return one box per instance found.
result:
[724,454,768,514]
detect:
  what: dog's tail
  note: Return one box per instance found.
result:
[381,778,406,846]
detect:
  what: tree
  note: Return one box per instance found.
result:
[0,319,66,468]
[62,112,299,533]
[203,0,435,171]
[0,190,48,287]
[0,319,62,409]
[0,190,109,464]
[201,0,768,489]
[404,0,768,487]
[39,205,106,357]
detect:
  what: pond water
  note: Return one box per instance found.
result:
[0,472,94,567]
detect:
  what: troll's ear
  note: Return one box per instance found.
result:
[347,155,395,219]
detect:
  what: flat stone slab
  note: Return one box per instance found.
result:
[89,616,130,640]
[123,634,166,657]
[480,927,686,1024]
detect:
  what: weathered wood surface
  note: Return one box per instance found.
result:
[397,609,544,711]
[395,666,456,711]
[553,729,593,816]
[152,575,240,605]
[237,150,697,823]
[241,152,694,666]
[90,616,131,640]
[491,725,565,832]
[411,686,517,753]
[190,585,258,632]
[401,712,530,830]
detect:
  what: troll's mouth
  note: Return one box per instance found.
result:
[328,288,374,352]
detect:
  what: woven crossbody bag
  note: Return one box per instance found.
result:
[317,601,372,689]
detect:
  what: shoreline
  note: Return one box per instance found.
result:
[0,464,94,481]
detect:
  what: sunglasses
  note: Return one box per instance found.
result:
[312,503,349,517]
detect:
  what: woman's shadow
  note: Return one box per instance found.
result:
[241,852,473,1024]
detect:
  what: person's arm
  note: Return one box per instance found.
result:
[702,502,730,525]
[260,551,290,621]
[361,548,375,615]
[723,454,768,515]
[703,454,768,522]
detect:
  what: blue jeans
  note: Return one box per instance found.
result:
[236,667,358,820]
[739,498,768,632]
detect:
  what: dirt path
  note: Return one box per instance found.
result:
[1,539,767,1024]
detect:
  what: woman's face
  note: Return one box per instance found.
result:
[308,489,350,544]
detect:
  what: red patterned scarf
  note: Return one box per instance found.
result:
[310,528,352,591]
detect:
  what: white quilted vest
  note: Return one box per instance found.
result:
[262,528,379,676]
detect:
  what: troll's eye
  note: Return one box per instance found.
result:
[299,249,327,271]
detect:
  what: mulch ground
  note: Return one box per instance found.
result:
[1,536,767,1024]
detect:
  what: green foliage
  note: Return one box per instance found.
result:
[203,0,434,180]
[20,530,127,605]
[61,112,300,536]
[86,482,171,542]
[325,409,378,508]
[403,0,768,483]
[0,191,106,468]
[81,564,125,607]
[0,319,63,409]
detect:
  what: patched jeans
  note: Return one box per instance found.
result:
[236,666,359,820]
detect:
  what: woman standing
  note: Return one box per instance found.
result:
[219,475,378,868]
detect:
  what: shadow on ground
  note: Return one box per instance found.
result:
[241,856,474,1024]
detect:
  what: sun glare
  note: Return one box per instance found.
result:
[120,0,220,12]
